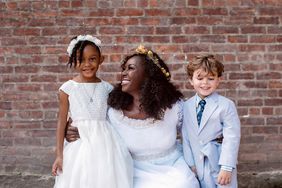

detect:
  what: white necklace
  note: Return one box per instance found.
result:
[82,83,96,103]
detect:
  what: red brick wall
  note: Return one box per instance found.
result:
[1,0,282,174]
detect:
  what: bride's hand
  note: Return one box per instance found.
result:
[65,118,80,142]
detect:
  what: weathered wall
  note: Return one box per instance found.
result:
[0,0,282,185]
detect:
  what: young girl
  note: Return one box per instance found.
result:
[51,35,133,188]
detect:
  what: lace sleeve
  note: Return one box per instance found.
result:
[59,80,74,95]
[176,99,184,131]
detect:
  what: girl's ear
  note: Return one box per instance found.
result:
[99,55,104,65]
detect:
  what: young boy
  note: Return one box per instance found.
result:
[182,55,241,188]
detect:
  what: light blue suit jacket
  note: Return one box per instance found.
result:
[182,92,241,180]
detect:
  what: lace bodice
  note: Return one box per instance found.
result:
[108,101,183,158]
[59,80,113,121]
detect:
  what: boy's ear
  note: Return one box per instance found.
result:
[99,55,104,65]
[189,79,194,86]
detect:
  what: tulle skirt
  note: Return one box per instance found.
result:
[133,145,200,188]
[54,120,133,188]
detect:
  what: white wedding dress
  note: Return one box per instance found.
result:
[54,80,133,188]
[108,101,200,188]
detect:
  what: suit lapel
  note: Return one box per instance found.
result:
[198,93,219,134]
[187,96,198,133]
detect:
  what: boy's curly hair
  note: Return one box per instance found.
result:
[108,52,183,120]
[186,54,224,79]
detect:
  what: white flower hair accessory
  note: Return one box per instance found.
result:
[67,35,101,57]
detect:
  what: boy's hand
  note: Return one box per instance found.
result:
[52,157,63,176]
[217,169,232,185]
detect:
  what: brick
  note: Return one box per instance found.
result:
[13,121,41,129]
[143,36,170,43]
[265,99,282,106]
[16,84,42,92]
[171,36,198,43]
[238,99,263,106]
[211,44,237,52]
[115,36,142,43]
[259,7,282,15]
[13,28,40,36]
[116,8,143,16]
[253,126,279,134]
[111,18,139,25]
[145,8,171,16]
[268,45,282,52]
[149,0,175,7]
[30,130,55,138]
[19,111,43,120]
[12,102,41,110]
[254,17,280,24]
[197,17,223,25]
[127,26,154,34]
[89,9,114,17]
[244,81,268,89]
[200,35,226,43]
[188,0,199,6]
[241,26,266,34]
[98,1,111,8]
[15,66,39,73]
[250,36,276,43]
[269,81,282,88]
[256,72,281,80]
[184,26,210,34]
[242,64,268,71]
[249,107,260,115]
[0,139,13,146]
[156,26,182,34]
[14,138,41,146]
[269,63,282,71]
[0,66,13,73]
[262,107,274,115]
[169,17,196,25]
[241,135,265,143]
[173,8,200,16]
[227,35,248,43]
[267,26,282,34]
[183,44,209,53]
[140,18,162,25]
[212,26,239,34]
[230,7,255,16]
[99,27,124,35]
[203,8,228,15]
[30,75,57,82]
[229,73,255,80]
[239,45,266,52]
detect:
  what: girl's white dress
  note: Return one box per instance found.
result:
[108,101,200,188]
[54,80,133,188]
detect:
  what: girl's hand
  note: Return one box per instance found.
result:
[217,169,232,185]
[52,157,63,176]
[65,118,80,142]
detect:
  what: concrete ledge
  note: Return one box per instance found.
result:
[238,171,282,188]
[0,171,282,188]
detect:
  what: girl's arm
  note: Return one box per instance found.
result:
[52,91,69,176]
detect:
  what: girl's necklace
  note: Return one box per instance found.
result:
[82,83,96,103]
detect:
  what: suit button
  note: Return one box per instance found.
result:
[199,140,204,145]
[199,154,204,160]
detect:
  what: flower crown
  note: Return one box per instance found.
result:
[67,35,101,57]
[135,45,170,79]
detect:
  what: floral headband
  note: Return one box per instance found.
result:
[135,45,170,80]
[67,35,101,57]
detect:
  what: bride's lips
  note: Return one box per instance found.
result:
[121,79,130,85]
